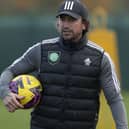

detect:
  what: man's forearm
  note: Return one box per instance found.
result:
[110,97,128,129]
[0,69,14,99]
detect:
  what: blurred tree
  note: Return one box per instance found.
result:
[83,0,128,16]
[38,0,61,13]
[0,0,128,17]
[13,0,40,15]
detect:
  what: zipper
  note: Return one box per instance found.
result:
[60,51,73,121]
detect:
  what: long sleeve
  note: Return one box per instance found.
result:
[0,42,41,99]
[8,42,41,75]
[0,69,14,99]
[100,52,128,129]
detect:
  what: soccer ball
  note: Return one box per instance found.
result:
[9,74,43,109]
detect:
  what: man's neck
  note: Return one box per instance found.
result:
[60,35,87,50]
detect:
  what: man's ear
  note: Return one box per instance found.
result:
[56,19,61,33]
[82,23,86,30]
[56,19,59,28]
[83,20,90,32]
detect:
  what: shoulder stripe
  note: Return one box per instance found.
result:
[104,52,120,93]
[20,42,41,60]
[87,40,104,53]
[11,42,41,67]
[42,37,59,45]
[22,42,41,57]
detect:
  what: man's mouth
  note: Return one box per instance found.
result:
[62,30,72,34]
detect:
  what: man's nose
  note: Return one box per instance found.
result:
[62,20,70,27]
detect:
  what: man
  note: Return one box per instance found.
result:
[0,0,128,129]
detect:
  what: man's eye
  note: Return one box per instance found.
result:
[59,15,76,22]
[69,18,76,22]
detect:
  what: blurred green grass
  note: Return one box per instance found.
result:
[0,102,31,129]
[0,91,128,129]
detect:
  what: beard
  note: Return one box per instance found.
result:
[60,29,82,42]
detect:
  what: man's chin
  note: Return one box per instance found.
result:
[62,35,73,41]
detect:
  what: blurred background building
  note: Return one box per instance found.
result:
[0,0,129,89]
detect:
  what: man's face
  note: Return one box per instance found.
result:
[57,15,85,42]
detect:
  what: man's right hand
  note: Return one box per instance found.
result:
[3,92,24,112]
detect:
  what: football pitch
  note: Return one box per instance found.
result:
[0,91,128,129]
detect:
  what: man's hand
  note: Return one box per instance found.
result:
[3,92,24,112]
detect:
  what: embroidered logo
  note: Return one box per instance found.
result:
[48,51,61,65]
[84,58,92,66]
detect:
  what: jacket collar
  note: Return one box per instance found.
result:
[59,35,87,51]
